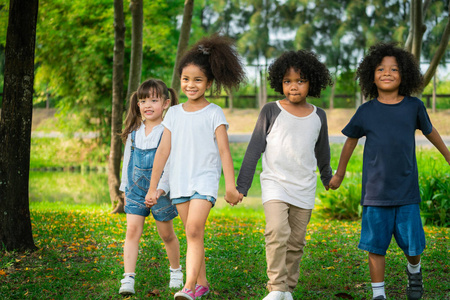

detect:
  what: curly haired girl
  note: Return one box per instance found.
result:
[145,34,246,300]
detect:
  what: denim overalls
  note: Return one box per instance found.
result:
[124,130,178,221]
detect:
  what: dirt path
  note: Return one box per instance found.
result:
[31,107,450,136]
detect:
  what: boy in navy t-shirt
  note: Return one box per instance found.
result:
[329,43,450,300]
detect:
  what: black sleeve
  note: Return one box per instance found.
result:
[236,102,280,196]
[314,108,333,187]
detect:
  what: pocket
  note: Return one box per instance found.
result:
[132,167,152,192]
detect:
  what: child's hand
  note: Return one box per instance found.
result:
[225,188,240,206]
[238,193,244,203]
[145,189,158,208]
[329,174,344,190]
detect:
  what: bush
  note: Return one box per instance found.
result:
[316,177,362,220]
[419,172,450,227]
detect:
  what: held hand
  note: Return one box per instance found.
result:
[145,189,158,208]
[225,188,240,206]
[238,193,244,203]
[328,174,344,190]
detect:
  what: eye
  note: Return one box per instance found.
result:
[283,80,290,84]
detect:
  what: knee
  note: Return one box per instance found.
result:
[265,223,290,244]
[160,231,178,244]
[126,225,143,241]
[185,224,204,241]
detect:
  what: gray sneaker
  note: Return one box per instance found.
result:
[406,267,424,300]
[119,276,135,295]
[373,296,386,300]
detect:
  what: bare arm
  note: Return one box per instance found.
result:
[145,128,171,207]
[328,137,359,190]
[425,127,450,165]
[216,124,239,206]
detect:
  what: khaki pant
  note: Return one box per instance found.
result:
[263,200,312,292]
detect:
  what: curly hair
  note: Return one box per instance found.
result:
[267,50,333,98]
[178,34,246,94]
[121,78,178,143]
[356,42,423,99]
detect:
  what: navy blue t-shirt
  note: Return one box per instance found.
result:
[342,96,433,206]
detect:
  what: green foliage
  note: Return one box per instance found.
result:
[418,150,450,227]
[316,178,363,220]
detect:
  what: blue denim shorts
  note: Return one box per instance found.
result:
[172,192,216,207]
[358,204,425,256]
[124,193,178,222]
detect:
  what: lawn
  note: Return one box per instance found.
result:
[2,109,448,299]
[0,202,449,299]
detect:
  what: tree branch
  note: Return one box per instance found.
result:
[423,6,450,87]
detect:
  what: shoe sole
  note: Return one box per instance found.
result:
[119,289,135,295]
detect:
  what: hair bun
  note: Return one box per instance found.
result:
[198,44,210,55]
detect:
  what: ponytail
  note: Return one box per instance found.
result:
[121,92,141,144]
[167,88,179,107]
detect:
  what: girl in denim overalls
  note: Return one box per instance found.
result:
[118,79,182,295]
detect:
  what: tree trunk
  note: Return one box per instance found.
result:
[226,88,234,112]
[125,0,143,109]
[422,4,450,87]
[432,74,436,113]
[329,80,336,110]
[0,0,39,252]
[171,0,194,93]
[109,0,126,214]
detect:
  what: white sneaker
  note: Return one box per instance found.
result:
[285,292,294,300]
[169,267,183,289]
[263,291,286,300]
[119,276,135,295]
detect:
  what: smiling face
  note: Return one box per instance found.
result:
[180,64,212,102]
[374,56,401,94]
[137,92,169,124]
[282,67,310,105]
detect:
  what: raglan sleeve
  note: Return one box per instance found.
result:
[236,104,273,196]
[314,108,333,187]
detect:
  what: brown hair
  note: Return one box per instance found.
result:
[178,33,246,94]
[121,79,178,143]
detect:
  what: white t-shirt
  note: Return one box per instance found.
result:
[120,123,169,193]
[162,103,228,199]
[237,101,332,209]
[261,102,322,208]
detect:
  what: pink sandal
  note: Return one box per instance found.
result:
[174,287,195,300]
[195,284,210,298]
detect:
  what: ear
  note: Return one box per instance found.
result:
[207,81,213,90]
[163,99,170,109]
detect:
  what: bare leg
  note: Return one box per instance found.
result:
[406,254,420,266]
[155,219,180,269]
[369,252,385,283]
[176,200,211,291]
[123,214,145,273]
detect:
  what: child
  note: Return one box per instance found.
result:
[236,50,333,300]
[329,42,450,300]
[145,34,246,300]
[119,79,182,295]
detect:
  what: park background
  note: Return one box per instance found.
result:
[1,0,449,299]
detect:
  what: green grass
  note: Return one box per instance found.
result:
[15,135,450,299]
[1,203,449,299]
